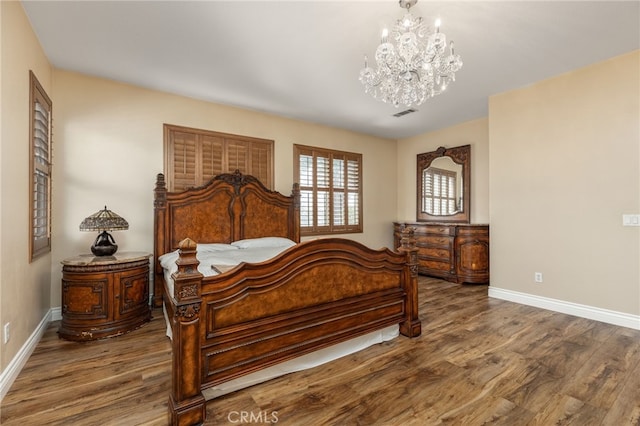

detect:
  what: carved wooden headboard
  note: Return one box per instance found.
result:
[153,170,300,307]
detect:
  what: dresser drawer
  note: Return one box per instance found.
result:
[417,235,453,248]
[413,225,455,236]
[456,226,489,238]
[417,246,451,260]
[418,259,452,272]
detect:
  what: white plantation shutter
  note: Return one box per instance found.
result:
[299,153,314,228]
[422,167,457,215]
[347,158,360,226]
[294,145,363,235]
[332,157,344,226]
[317,156,330,228]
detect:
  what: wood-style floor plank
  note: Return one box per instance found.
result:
[2,277,639,425]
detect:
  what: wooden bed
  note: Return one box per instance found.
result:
[153,170,421,425]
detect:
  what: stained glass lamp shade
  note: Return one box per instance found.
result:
[79,206,129,256]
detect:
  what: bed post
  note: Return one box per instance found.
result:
[169,238,206,425]
[153,173,167,308]
[290,182,301,243]
[397,226,422,337]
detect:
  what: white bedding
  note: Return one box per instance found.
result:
[159,237,296,297]
[159,236,400,400]
[160,237,297,339]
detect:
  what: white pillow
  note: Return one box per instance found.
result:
[158,244,237,269]
[196,243,238,253]
[158,251,179,270]
[231,237,296,249]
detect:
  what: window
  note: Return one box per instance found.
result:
[29,71,53,261]
[422,167,457,215]
[164,124,274,191]
[294,144,363,235]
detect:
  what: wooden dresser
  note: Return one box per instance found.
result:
[393,222,489,284]
[59,252,152,341]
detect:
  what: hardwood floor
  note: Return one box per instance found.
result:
[2,277,639,425]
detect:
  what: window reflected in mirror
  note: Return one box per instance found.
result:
[417,145,470,223]
[422,157,463,215]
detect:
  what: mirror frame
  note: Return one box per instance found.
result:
[416,144,471,223]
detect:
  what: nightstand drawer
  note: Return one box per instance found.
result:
[62,275,109,319]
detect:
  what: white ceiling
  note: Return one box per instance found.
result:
[21,1,640,139]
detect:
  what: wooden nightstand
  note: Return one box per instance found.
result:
[59,252,152,341]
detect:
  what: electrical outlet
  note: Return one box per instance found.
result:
[622,214,640,226]
[3,322,10,344]
[534,272,543,283]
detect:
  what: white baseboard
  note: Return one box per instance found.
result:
[488,287,640,330]
[0,308,56,401]
[51,306,62,322]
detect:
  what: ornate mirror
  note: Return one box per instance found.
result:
[417,144,470,223]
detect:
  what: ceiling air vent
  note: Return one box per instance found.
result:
[393,108,417,117]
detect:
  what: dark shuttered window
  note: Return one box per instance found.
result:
[164,124,274,192]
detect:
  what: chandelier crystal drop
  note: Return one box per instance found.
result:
[359,0,463,108]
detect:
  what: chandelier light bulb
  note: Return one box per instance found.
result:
[358,0,462,108]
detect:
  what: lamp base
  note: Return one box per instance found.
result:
[91,231,118,256]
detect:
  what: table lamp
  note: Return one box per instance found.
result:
[79,206,129,256]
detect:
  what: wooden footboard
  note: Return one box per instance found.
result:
[167,229,420,425]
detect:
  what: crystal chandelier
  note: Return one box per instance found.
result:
[359,0,463,108]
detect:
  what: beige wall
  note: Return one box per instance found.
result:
[489,51,640,316]
[0,1,53,374]
[50,70,398,307]
[396,118,490,224]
